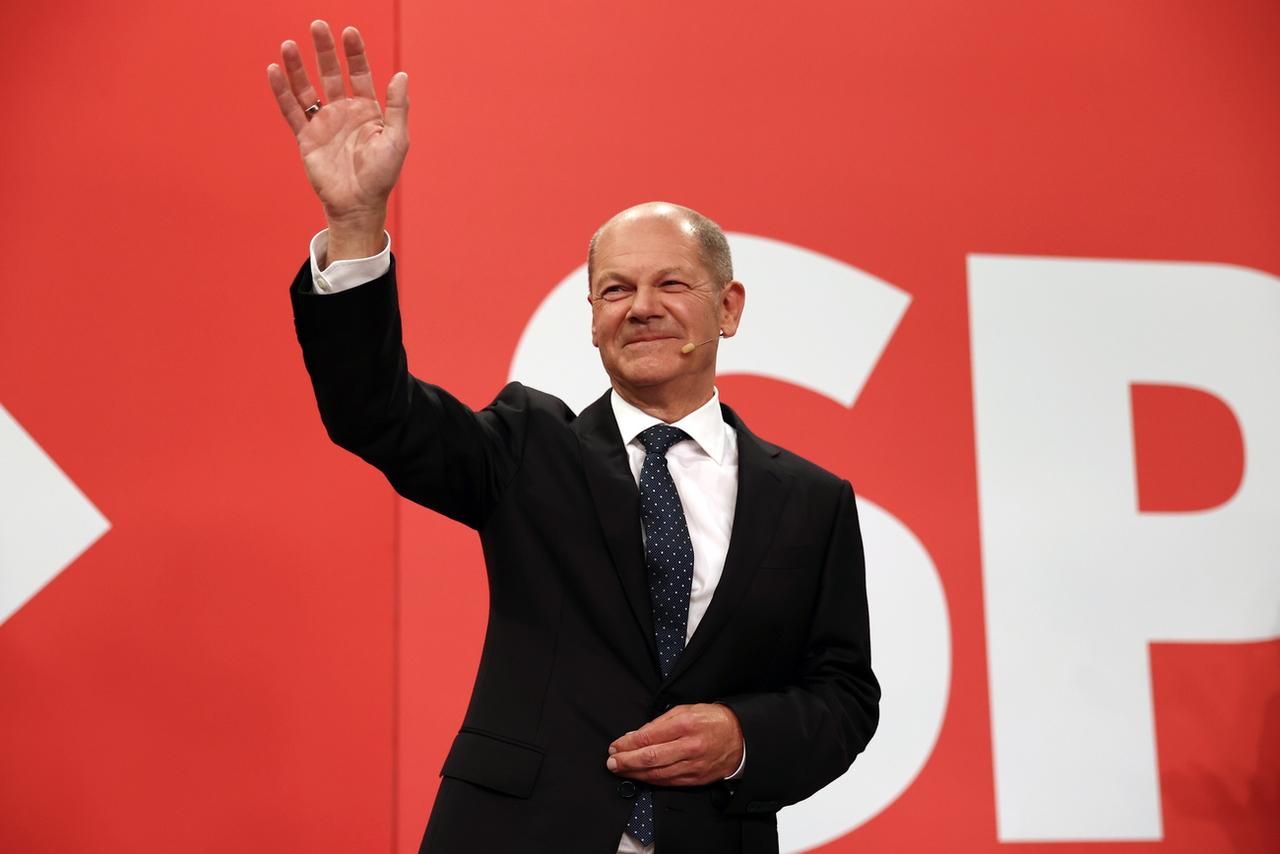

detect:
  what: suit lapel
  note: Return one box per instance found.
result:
[572,391,660,670]
[662,403,792,686]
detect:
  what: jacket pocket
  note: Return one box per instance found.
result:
[440,727,545,798]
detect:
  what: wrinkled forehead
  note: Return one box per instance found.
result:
[592,214,707,283]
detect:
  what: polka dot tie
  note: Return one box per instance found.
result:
[626,424,695,846]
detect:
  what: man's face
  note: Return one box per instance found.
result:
[588,212,743,395]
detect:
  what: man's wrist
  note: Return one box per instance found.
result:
[716,702,746,780]
[323,207,388,263]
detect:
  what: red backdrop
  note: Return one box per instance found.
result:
[1,1,1276,852]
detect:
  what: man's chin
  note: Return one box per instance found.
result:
[610,358,685,389]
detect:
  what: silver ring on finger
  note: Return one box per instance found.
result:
[304,100,322,119]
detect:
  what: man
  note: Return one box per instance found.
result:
[269,21,879,854]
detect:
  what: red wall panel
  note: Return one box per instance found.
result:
[1,2,398,851]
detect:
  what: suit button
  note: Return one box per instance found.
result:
[618,781,636,798]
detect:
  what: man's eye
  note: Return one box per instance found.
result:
[601,286,627,300]
[661,280,688,289]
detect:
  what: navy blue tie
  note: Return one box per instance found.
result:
[626,424,695,846]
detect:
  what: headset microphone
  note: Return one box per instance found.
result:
[680,330,725,355]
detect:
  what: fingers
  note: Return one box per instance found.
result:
[610,725,673,757]
[609,706,685,755]
[310,20,347,103]
[342,27,376,100]
[280,39,321,113]
[266,63,307,135]
[384,71,410,138]
[609,733,718,785]
[274,23,398,122]
[608,737,700,774]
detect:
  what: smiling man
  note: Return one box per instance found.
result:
[272,20,879,854]
[588,204,744,421]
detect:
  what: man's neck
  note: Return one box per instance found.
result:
[611,382,715,424]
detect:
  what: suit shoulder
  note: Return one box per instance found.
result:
[777,446,849,490]
[489,381,576,423]
[724,401,851,494]
[747,432,853,500]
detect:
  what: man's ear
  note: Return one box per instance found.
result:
[587,293,600,348]
[718,280,746,338]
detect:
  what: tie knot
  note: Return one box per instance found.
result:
[638,424,690,456]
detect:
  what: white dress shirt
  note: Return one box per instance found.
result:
[308,231,745,854]
[608,390,739,648]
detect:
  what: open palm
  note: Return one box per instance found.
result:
[267,21,409,222]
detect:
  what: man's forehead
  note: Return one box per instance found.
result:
[595,217,701,265]
[592,234,708,284]
[587,201,727,291]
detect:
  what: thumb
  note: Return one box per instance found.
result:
[385,71,410,139]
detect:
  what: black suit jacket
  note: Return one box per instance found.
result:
[290,256,879,854]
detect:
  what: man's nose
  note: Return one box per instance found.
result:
[627,283,664,320]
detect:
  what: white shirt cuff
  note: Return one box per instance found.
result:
[725,740,746,780]
[309,229,392,294]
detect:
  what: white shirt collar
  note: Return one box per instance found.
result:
[609,388,728,465]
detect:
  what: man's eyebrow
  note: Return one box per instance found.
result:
[593,269,633,286]
[592,266,698,291]
[598,266,694,282]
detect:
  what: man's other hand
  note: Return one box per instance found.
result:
[606,703,744,786]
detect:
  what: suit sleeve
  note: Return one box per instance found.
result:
[717,479,880,814]
[289,254,529,529]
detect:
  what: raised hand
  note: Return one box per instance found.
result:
[267,21,409,259]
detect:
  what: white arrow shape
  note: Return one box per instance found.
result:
[1,403,110,626]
